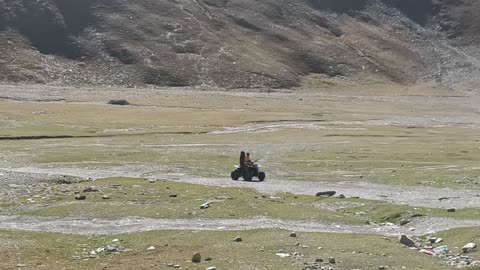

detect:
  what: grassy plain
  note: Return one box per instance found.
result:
[1,85,480,269]
[0,228,465,270]
[1,87,480,188]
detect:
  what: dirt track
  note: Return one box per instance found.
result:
[4,166,480,209]
[1,214,479,236]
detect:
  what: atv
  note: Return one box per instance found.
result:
[231,161,266,181]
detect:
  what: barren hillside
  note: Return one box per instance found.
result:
[0,0,479,90]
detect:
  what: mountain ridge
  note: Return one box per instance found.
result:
[0,0,479,90]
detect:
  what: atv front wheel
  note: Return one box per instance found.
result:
[258,172,266,181]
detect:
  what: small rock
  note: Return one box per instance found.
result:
[201,202,210,209]
[75,194,86,200]
[447,208,456,212]
[169,194,178,198]
[205,257,212,261]
[290,232,297,237]
[192,252,201,263]
[83,186,98,193]
[379,266,385,270]
[315,258,324,262]
[168,263,174,267]
[147,246,155,251]
[329,257,336,264]
[102,195,110,200]
[234,236,242,242]
[337,194,346,199]
[400,234,416,248]
[463,243,477,253]
[149,179,156,183]
[173,265,180,269]
[16,264,27,268]
[399,219,409,226]
[206,267,216,270]
[61,178,74,184]
[315,191,336,197]
[108,99,130,105]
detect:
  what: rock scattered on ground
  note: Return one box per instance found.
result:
[463,243,477,253]
[303,257,336,270]
[74,194,86,200]
[315,191,336,197]
[401,235,477,268]
[83,186,98,193]
[290,232,297,237]
[234,236,242,242]
[400,234,416,248]
[108,99,130,105]
[192,252,201,263]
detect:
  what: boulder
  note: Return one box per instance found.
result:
[400,234,416,248]
[108,99,130,105]
[315,191,336,197]
[192,252,201,263]
[463,243,477,253]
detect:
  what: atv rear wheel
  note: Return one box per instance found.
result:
[258,172,266,181]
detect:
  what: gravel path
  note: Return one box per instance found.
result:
[1,215,479,236]
[3,166,480,209]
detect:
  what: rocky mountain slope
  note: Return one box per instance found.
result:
[0,0,479,90]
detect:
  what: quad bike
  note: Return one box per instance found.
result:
[231,161,266,181]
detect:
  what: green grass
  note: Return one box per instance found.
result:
[8,178,480,226]
[0,228,458,270]
[2,92,480,189]
[283,126,480,188]
[340,201,480,224]
[17,178,361,223]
